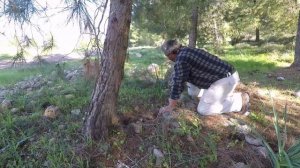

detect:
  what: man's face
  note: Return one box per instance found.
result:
[167,53,176,62]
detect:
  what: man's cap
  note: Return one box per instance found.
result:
[161,39,181,55]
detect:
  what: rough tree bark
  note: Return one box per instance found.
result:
[85,0,132,141]
[292,11,300,67]
[188,6,198,48]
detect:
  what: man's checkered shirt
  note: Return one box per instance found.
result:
[171,47,235,100]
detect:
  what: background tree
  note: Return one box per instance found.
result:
[224,0,298,45]
[292,11,300,67]
[132,0,211,46]
[188,6,198,48]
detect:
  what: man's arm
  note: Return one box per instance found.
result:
[160,60,189,113]
[170,60,189,100]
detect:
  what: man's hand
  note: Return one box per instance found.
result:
[159,105,174,114]
[159,98,177,115]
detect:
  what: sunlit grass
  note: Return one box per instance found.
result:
[0,61,82,86]
[128,47,166,68]
[0,67,50,86]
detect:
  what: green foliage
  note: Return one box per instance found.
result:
[132,0,299,47]
[3,0,39,24]
[0,68,92,167]
[11,48,26,66]
[65,0,93,32]
[41,34,55,54]
[130,25,162,47]
[251,100,300,168]
[175,116,201,137]
[132,0,211,39]
[249,111,268,126]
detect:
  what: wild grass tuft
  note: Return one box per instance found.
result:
[252,97,300,168]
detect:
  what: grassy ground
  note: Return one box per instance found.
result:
[0,44,299,167]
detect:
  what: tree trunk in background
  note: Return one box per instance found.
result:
[85,0,132,141]
[213,19,222,45]
[292,11,300,67]
[213,18,224,55]
[255,27,260,42]
[188,6,198,48]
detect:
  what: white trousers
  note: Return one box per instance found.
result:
[187,72,242,115]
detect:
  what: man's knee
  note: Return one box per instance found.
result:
[197,103,221,115]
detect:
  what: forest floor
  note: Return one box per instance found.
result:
[102,67,300,168]
[0,46,299,167]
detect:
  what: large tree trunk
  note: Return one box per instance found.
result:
[292,11,300,67]
[188,6,198,48]
[85,0,132,141]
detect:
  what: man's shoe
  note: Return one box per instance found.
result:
[241,92,250,115]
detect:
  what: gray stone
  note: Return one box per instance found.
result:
[159,111,180,135]
[153,148,164,167]
[0,90,8,97]
[252,146,268,158]
[277,76,285,81]
[43,161,51,167]
[71,109,81,115]
[0,96,5,103]
[58,124,66,129]
[236,125,251,135]
[231,162,249,168]
[49,138,55,144]
[116,160,129,168]
[129,122,143,134]
[1,99,12,109]
[170,121,180,129]
[66,70,78,80]
[135,53,142,58]
[47,81,53,85]
[245,134,263,146]
[11,108,19,113]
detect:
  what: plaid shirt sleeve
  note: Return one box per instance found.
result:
[170,60,189,100]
